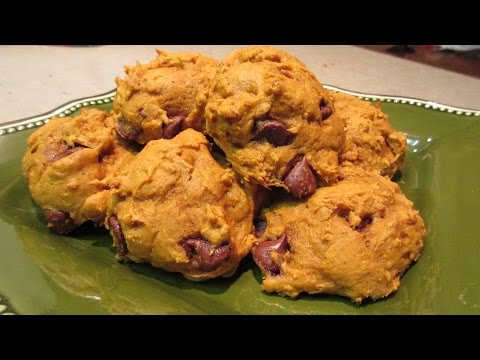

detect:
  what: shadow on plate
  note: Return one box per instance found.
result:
[127,252,254,296]
[0,151,440,314]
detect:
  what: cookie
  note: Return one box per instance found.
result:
[252,165,426,303]
[332,92,407,178]
[106,129,255,281]
[204,60,345,198]
[22,108,136,234]
[221,45,317,80]
[113,50,219,144]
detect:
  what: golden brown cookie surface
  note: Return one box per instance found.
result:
[204,60,345,198]
[22,108,136,234]
[106,129,254,280]
[221,45,317,79]
[113,50,219,144]
[332,92,407,178]
[252,165,425,303]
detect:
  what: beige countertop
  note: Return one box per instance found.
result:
[1,45,479,125]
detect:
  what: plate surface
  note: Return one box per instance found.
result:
[1,88,479,314]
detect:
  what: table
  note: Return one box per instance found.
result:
[1,45,479,125]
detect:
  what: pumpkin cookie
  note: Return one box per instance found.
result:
[204,60,345,198]
[106,129,254,281]
[22,108,136,234]
[252,165,425,303]
[221,45,317,80]
[332,92,407,178]
[113,50,219,144]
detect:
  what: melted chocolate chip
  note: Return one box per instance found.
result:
[355,215,373,232]
[252,119,292,146]
[283,157,317,198]
[252,233,289,276]
[44,209,77,234]
[163,115,185,139]
[116,119,141,142]
[337,207,350,220]
[44,142,87,165]
[180,238,231,272]
[320,99,332,120]
[108,216,128,256]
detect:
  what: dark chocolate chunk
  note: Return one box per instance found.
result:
[252,119,292,146]
[44,209,77,234]
[108,215,128,256]
[180,237,231,272]
[251,233,289,276]
[284,157,317,198]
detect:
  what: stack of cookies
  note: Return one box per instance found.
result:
[22,46,426,303]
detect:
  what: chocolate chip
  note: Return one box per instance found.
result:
[44,142,87,165]
[44,209,77,234]
[108,216,128,256]
[337,207,350,220]
[283,157,317,198]
[163,115,185,139]
[284,154,303,174]
[252,232,289,276]
[254,220,267,238]
[355,215,373,232]
[252,119,292,146]
[180,238,231,272]
[253,186,273,218]
[116,119,141,142]
[320,99,332,120]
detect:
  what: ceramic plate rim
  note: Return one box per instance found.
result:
[1,87,479,315]
[1,86,479,137]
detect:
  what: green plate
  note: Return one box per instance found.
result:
[1,87,479,315]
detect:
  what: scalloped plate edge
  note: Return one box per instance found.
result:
[1,86,479,136]
[0,90,116,136]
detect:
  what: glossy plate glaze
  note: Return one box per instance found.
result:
[1,87,479,314]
